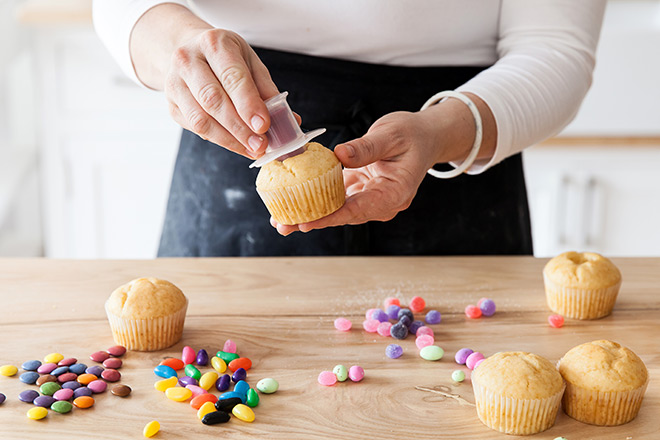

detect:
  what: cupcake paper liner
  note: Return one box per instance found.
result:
[105,299,188,351]
[544,273,621,319]
[257,162,345,225]
[472,374,565,436]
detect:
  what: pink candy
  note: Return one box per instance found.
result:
[348,365,365,382]
[376,322,392,337]
[415,335,434,349]
[383,297,400,308]
[465,305,482,319]
[223,340,237,353]
[318,371,337,386]
[548,314,564,328]
[362,319,379,333]
[88,379,107,394]
[185,385,208,397]
[365,308,377,319]
[53,388,74,401]
[466,352,485,370]
[416,326,434,337]
[182,346,195,365]
[334,318,352,332]
[474,358,485,369]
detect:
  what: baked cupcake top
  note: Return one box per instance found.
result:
[256,142,340,190]
[558,340,648,392]
[543,251,621,289]
[106,277,187,319]
[472,352,564,399]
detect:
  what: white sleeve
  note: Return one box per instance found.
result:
[92,0,189,86]
[456,0,606,174]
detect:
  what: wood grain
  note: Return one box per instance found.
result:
[0,257,658,439]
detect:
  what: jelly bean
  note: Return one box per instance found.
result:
[190,393,218,409]
[348,365,365,382]
[415,335,434,350]
[51,400,73,414]
[452,370,466,382]
[409,296,426,313]
[332,365,348,382]
[474,358,485,369]
[53,388,74,401]
[73,387,92,399]
[384,297,401,308]
[143,420,160,438]
[51,366,69,376]
[548,314,564,328]
[364,308,377,319]
[37,363,56,374]
[386,304,401,320]
[19,389,40,403]
[215,396,242,412]
[334,317,352,332]
[479,298,496,317]
[223,340,237,354]
[216,351,240,364]
[27,406,48,420]
[111,384,132,397]
[370,309,389,323]
[362,319,380,333]
[62,381,81,390]
[202,410,231,425]
[89,351,109,363]
[228,357,252,372]
[377,321,392,337]
[246,388,259,408]
[58,358,77,367]
[425,310,442,324]
[21,360,42,371]
[199,371,219,390]
[256,378,279,394]
[85,366,104,377]
[0,393,4,405]
[420,345,444,361]
[182,346,196,365]
[77,373,97,385]
[68,363,87,375]
[40,381,61,396]
[317,371,337,386]
[33,395,56,408]
[165,387,193,402]
[398,315,412,327]
[465,305,482,319]
[44,353,64,364]
[154,365,177,379]
[185,385,208,398]
[218,391,246,404]
[107,345,127,357]
[36,375,57,386]
[178,376,197,387]
[232,403,255,422]
[20,372,40,384]
[58,372,78,383]
[197,401,216,420]
[455,348,474,365]
[386,344,403,359]
[154,377,178,392]
[390,322,408,339]
[211,357,227,374]
[234,380,250,396]
[160,358,184,370]
[103,358,122,369]
[88,380,107,394]
[408,320,424,335]
[196,349,209,366]
[184,364,202,381]
[416,326,434,337]
[466,352,485,370]
[232,368,247,383]
[102,369,121,382]
[398,308,414,322]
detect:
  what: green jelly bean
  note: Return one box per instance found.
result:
[246,388,259,408]
[184,364,201,381]
[256,378,279,394]
[419,345,444,361]
[40,381,62,396]
[332,365,348,382]
[216,351,239,364]
[51,400,73,414]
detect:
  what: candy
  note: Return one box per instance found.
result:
[178,376,197,387]
[348,365,365,382]
[218,391,246,404]
[21,360,41,371]
[88,380,107,393]
[160,358,184,370]
[216,351,240,364]
[415,335,434,350]
[27,406,48,420]
[234,380,250,396]
[68,363,87,375]
[256,378,279,394]
[228,357,252,372]
[44,353,64,364]
[107,345,126,357]
[425,310,442,324]
[376,321,393,337]
[51,400,73,414]
[143,420,160,438]
[111,384,132,397]
[479,298,496,316]
[362,319,379,333]
[37,363,56,374]
[102,369,121,382]
[89,351,110,363]
[385,304,401,320]
[197,401,217,420]
[223,340,237,354]
[53,388,74,401]
[36,375,57,386]
[370,309,389,323]
[465,305,482,319]
[154,365,177,379]
[398,315,412,327]
[246,388,259,407]
[51,366,69,376]
[548,314,564,328]
[318,371,337,386]
[85,366,104,377]
[202,411,231,425]
[58,358,77,367]
[73,387,92,399]
[397,308,414,322]
[196,349,209,366]
[182,346,196,365]
[553,437,568,440]
[62,381,82,390]
[190,393,218,409]
[451,370,466,382]
[232,403,255,422]
[40,381,61,396]
[416,326,434,337]
[419,345,444,361]
[215,397,242,412]
[215,374,231,392]
[20,372,40,384]
[154,377,178,392]
[77,373,97,385]
[390,322,409,339]
[185,385,208,398]
[103,358,122,369]
[455,348,474,365]
[232,368,247,383]
[0,393,4,405]
[474,358,485,369]
[165,387,193,402]
[211,356,227,374]
[199,371,219,390]
[19,389,40,403]
[385,344,403,359]
[332,365,348,382]
[384,297,400,308]
[33,396,56,408]
[73,396,95,409]
[466,352,485,370]
[408,320,424,335]
[334,317,352,331]
[57,373,78,383]
[409,296,426,313]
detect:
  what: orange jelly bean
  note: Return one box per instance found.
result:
[228,357,252,372]
[73,396,95,409]
[190,393,218,409]
[77,374,98,385]
[159,358,185,370]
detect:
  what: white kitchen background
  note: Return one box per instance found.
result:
[0,0,659,258]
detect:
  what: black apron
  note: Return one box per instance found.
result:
[158,48,533,257]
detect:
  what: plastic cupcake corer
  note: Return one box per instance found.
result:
[249,91,326,168]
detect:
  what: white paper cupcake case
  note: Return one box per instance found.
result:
[472,375,565,435]
[544,274,621,319]
[105,299,188,351]
[257,162,345,225]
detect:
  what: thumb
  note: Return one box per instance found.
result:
[334,131,391,168]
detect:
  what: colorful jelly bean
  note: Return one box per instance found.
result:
[548,314,565,328]
[19,389,39,403]
[386,344,403,359]
[416,326,434,337]
[202,410,231,425]
[455,348,474,365]
[415,335,434,350]
[178,376,197,387]
[362,319,379,333]
[44,353,64,364]
[103,358,122,369]
[216,351,240,364]
[154,365,177,379]
[20,372,40,384]
[370,309,389,323]
[185,364,202,381]
[27,406,48,420]
[256,378,278,394]
[73,396,95,409]
[384,297,400,308]
[89,351,109,363]
[466,352,485,370]
[332,365,348,382]
[232,368,247,383]
[185,385,208,398]
[190,393,218,409]
[111,384,132,397]
[165,387,193,402]
[390,322,408,339]
[51,400,73,414]
[154,376,178,392]
[160,358,184,370]
[234,380,250,397]
[107,345,127,357]
[197,401,217,420]
[425,310,442,324]
[348,365,365,382]
[479,298,496,316]
[217,391,246,404]
[196,349,209,366]
[211,356,227,374]
[228,357,252,372]
[199,371,219,390]
[182,346,196,365]
[246,388,259,407]
[0,393,4,405]
[223,339,237,354]
[334,317,352,331]
[215,397,242,412]
[143,421,160,438]
[21,360,41,371]
[420,345,444,361]
[452,370,466,382]
[377,321,393,337]
[215,374,231,392]
[232,403,255,422]
[465,305,482,319]
[318,371,337,386]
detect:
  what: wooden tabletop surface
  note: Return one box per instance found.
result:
[0,257,658,439]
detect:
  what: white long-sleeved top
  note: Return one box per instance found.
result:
[93,0,606,173]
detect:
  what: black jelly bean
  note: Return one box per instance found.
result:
[215,397,242,412]
[202,410,231,425]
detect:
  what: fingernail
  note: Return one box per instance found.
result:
[342,144,355,158]
[251,115,265,132]
[248,135,263,152]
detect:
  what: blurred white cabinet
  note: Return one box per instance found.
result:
[523,143,660,257]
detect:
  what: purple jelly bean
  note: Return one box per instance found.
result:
[216,374,231,392]
[231,368,247,383]
[479,299,496,317]
[425,310,442,324]
[370,309,389,323]
[196,349,209,366]
[33,395,56,408]
[73,387,92,398]
[385,304,401,320]
[62,381,82,390]
[19,390,40,403]
[85,366,104,377]
[385,344,403,359]
[178,376,197,387]
[455,348,474,365]
[408,320,424,335]
[0,393,5,405]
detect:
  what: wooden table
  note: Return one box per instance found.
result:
[0,257,658,439]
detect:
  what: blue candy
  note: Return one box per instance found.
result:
[51,366,69,376]
[425,310,442,324]
[21,360,42,371]
[218,391,246,404]
[233,380,250,396]
[19,372,40,384]
[153,365,177,378]
[68,363,87,375]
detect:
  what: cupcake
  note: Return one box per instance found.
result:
[558,340,648,426]
[471,351,565,435]
[256,142,345,225]
[543,251,622,319]
[105,277,188,351]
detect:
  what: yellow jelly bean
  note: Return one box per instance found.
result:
[199,371,218,391]
[211,356,226,374]
[165,387,192,402]
[27,406,48,420]
[0,365,18,376]
[44,353,64,364]
[154,377,178,392]
[232,403,255,423]
[197,401,216,420]
[143,420,160,438]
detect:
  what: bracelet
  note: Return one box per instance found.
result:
[420,90,483,179]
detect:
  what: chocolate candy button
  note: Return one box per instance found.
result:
[36,374,57,386]
[111,384,131,397]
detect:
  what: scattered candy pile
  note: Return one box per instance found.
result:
[465,297,497,319]
[317,364,364,386]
